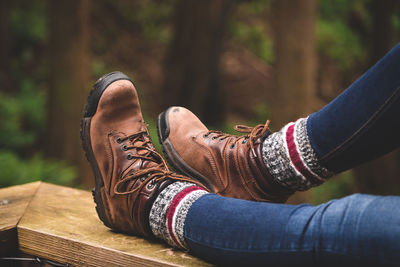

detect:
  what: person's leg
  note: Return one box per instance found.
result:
[83,72,400,266]
[262,43,400,191]
[184,193,400,266]
[308,44,400,172]
[158,44,400,200]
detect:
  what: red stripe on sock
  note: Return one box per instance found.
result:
[286,124,323,185]
[166,186,204,248]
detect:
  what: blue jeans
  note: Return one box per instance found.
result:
[308,43,400,172]
[186,194,400,266]
[183,44,400,266]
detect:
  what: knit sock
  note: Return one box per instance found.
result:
[149,181,208,249]
[262,117,334,191]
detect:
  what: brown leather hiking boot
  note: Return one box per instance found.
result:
[157,106,294,203]
[81,72,205,237]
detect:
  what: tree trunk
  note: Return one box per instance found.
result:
[272,0,318,203]
[369,0,396,65]
[0,0,12,93]
[272,0,318,127]
[162,0,232,126]
[46,0,93,187]
[353,0,400,195]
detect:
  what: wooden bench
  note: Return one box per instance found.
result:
[0,182,212,266]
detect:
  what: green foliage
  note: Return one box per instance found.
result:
[0,151,76,188]
[311,171,355,205]
[10,1,48,45]
[0,1,77,188]
[392,14,400,37]
[317,0,369,71]
[231,22,274,63]
[230,0,274,63]
[319,0,360,20]
[316,20,365,71]
[253,104,272,124]
[0,90,77,188]
[10,0,48,79]
[235,0,271,16]
[113,0,174,44]
[134,0,173,43]
[91,60,112,79]
[0,89,43,150]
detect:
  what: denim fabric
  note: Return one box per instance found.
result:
[185,194,400,266]
[308,43,400,172]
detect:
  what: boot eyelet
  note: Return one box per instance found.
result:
[127,153,133,160]
[116,137,122,143]
[140,177,146,182]
[122,144,128,151]
[230,144,235,149]
[212,136,217,140]
[203,134,209,138]
[242,136,249,144]
[129,172,135,176]
[147,183,154,189]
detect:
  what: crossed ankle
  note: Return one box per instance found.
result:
[149,182,208,249]
[262,117,334,191]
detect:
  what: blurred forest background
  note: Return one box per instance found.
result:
[1,0,400,204]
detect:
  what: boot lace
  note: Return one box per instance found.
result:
[113,129,205,202]
[204,120,271,158]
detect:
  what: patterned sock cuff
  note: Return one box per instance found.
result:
[149,181,208,249]
[295,118,334,179]
[262,117,334,191]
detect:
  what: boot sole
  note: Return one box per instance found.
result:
[80,71,132,228]
[156,108,215,192]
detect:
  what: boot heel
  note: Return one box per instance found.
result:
[80,117,112,228]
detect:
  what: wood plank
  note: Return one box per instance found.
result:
[18,183,212,267]
[0,182,41,256]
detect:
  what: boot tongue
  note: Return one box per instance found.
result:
[133,136,164,169]
[123,159,162,194]
[120,129,168,192]
[259,130,272,143]
[140,157,162,169]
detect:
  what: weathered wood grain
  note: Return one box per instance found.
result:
[17,183,212,267]
[0,182,41,256]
